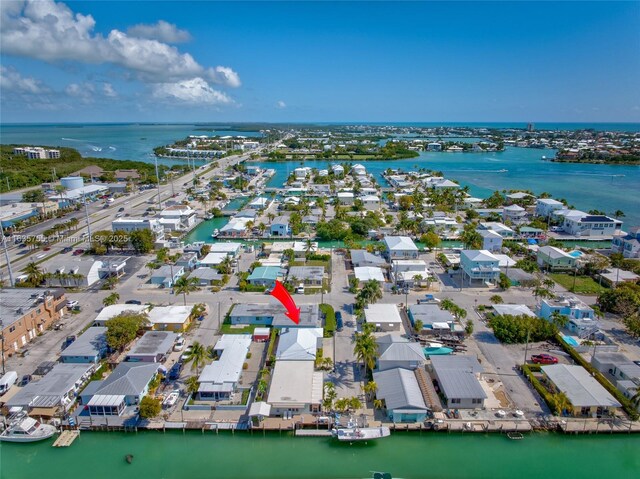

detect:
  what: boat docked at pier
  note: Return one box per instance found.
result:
[0,414,57,443]
[332,426,391,442]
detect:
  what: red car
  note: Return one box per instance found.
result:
[43,246,51,251]
[531,354,558,365]
[72,249,85,256]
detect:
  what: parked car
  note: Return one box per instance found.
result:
[335,311,343,332]
[66,300,79,309]
[125,299,142,305]
[43,246,51,251]
[62,246,73,253]
[531,354,558,365]
[168,363,183,380]
[0,371,18,394]
[180,346,194,362]
[173,338,186,352]
[118,207,125,212]
[72,249,84,256]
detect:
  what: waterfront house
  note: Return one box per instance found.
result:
[352,164,366,176]
[147,305,192,332]
[235,209,257,220]
[6,363,94,417]
[209,242,243,257]
[373,367,429,422]
[350,250,387,268]
[275,328,323,361]
[0,288,67,355]
[268,241,317,258]
[541,364,621,417]
[538,295,597,338]
[331,164,344,177]
[535,198,565,218]
[427,142,442,151]
[80,362,160,416]
[597,268,640,287]
[288,265,325,287]
[247,266,284,287]
[558,211,622,237]
[611,227,640,258]
[197,335,251,401]
[188,267,224,286]
[150,264,185,288]
[460,250,500,285]
[112,218,164,238]
[536,245,577,271]
[248,197,271,210]
[477,229,503,252]
[160,205,196,230]
[383,236,419,260]
[478,222,516,238]
[270,216,291,237]
[391,259,430,288]
[59,327,108,364]
[198,252,229,268]
[364,304,403,332]
[429,355,487,409]
[126,331,178,363]
[502,204,527,225]
[492,304,536,318]
[267,360,323,416]
[376,335,426,371]
[219,217,252,237]
[590,353,640,403]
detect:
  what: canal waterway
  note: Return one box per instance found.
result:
[1,431,638,479]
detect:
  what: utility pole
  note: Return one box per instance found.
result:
[83,193,92,241]
[0,322,5,376]
[154,157,162,211]
[0,221,15,287]
[523,327,531,365]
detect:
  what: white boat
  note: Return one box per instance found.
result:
[332,425,391,442]
[211,229,219,238]
[163,390,180,408]
[0,414,57,443]
[425,342,443,348]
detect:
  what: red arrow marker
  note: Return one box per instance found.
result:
[270,280,301,324]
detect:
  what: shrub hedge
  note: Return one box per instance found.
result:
[320,303,336,337]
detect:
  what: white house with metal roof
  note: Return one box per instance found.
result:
[373,367,429,422]
[267,360,323,416]
[59,327,108,364]
[429,355,487,409]
[364,304,403,332]
[460,250,500,284]
[93,304,149,326]
[376,335,426,371]
[275,328,323,361]
[383,236,419,260]
[198,335,251,401]
[541,364,621,417]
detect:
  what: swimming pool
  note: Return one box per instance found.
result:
[568,250,584,258]
[561,334,580,347]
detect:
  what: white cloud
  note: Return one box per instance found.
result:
[0,65,49,94]
[65,82,95,103]
[103,83,117,97]
[127,20,191,44]
[1,0,240,87]
[276,100,287,109]
[152,78,232,105]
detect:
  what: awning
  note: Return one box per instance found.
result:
[87,395,125,407]
[248,402,271,417]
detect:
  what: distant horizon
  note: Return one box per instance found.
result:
[2,121,640,126]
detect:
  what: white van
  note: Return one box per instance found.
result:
[0,371,18,395]
[296,283,305,294]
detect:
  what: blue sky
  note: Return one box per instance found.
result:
[1,1,639,122]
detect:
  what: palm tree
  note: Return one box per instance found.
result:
[185,376,200,395]
[363,381,378,401]
[490,295,504,304]
[183,341,213,374]
[24,262,44,286]
[173,276,199,306]
[612,210,625,219]
[322,382,337,412]
[217,256,233,275]
[353,330,378,377]
[550,311,569,330]
[553,392,573,416]
[103,292,120,306]
[630,385,640,411]
[373,398,385,410]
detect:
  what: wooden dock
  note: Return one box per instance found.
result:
[53,430,79,447]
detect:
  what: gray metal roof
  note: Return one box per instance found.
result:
[350,250,386,267]
[89,362,159,397]
[272,304,320,328]
[542,364,621,408]
[408,304,454,324]
[492,304,536,318]
[231,303,286,317]
[0,288,65,327]
[60,327,107,358]
[384,236,418,251]
[434,369,487,401]
[377,335,426,363]
[373,368,428,411]
[127,331,177,358]
[288,266,325,281]
[6,363,93,408]
[189,268,223,281]
[430,355,484,374]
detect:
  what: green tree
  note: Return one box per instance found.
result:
[138,395,162,418]
[465,319,474,335]
[130,229,155,253]
[353,328,379,376]
[414,319,424,334]
[183,341,213,374]
[185,376,200,395]
[102,292,120,307]
[106,312,149,352]
[173,276,199,306]
[24,262,44,286]
[498,273,511,290]
[363,381,378,401]
[490,295,504,304]
[420,231,441,250]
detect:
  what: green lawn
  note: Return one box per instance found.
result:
[549,273,608,295]
[219,323,257,334]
